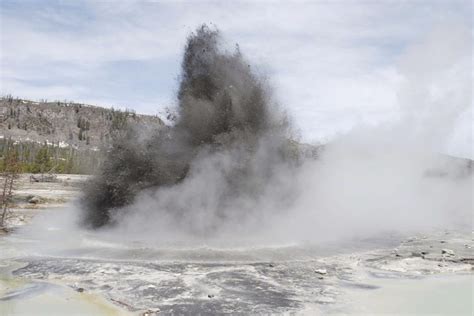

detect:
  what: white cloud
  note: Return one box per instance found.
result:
[0,0,471,155]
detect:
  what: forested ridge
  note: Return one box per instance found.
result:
[0,96,164,174]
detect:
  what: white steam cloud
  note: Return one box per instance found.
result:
[19,23,473,251]
[100,22,472,247]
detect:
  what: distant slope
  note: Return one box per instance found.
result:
[0,96,164,149]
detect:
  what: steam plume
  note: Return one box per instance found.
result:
[77,23,471,246]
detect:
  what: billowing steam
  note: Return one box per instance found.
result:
[80,25,298,233]
[77,23,472,246]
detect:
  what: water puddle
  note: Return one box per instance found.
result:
[337,273,473,315]
[0,277,131,316]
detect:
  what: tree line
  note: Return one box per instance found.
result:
[0,138,103,174]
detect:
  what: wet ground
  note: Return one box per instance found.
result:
[0,176,472,315]
[1,227,472,315]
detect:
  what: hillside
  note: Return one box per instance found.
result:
[0,96,164,149]
[0,96,165,174]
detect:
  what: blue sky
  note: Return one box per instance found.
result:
[0,0,472,154]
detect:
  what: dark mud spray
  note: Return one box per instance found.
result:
[80,25,300,234]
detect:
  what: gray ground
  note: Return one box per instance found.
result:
[1,174,87,229]
[0,176,472,315]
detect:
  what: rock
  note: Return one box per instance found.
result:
[268,263,275,268]
[315,296,335,304]
[392,250,401,257]
[76,288,85,293]
[441,249,455,256]
[28,196,42,204]
[440,240,446,243]
[318,276,324,280]
[142,309,160,316]
[208,294,215,298]
[314,269,327,275]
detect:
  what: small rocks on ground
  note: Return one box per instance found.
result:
[76,288,85,293]
[441,249,455,256]
[208,294,215,298]
[27,196,42,204]
[314,269,327,275]
[142,309,160,316]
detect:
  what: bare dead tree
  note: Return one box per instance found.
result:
[0,147,20,231]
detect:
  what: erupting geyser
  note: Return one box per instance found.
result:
[80,23,471,243]
[80,25,299,231]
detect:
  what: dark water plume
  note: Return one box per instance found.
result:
[80,25,298,230]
